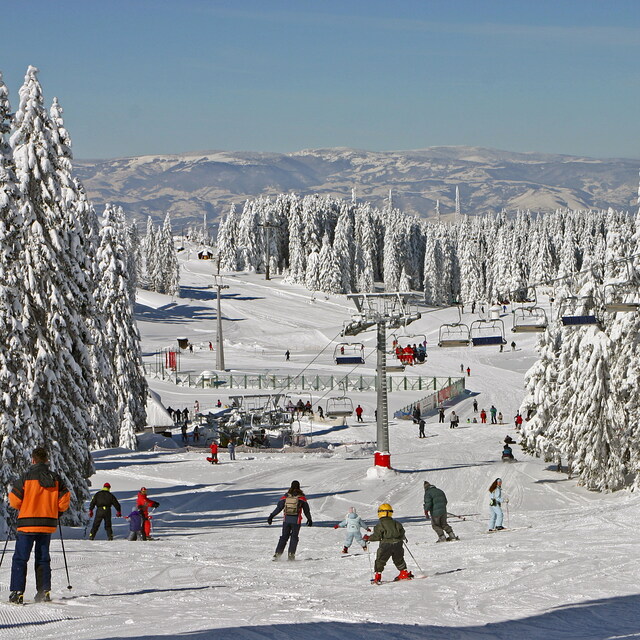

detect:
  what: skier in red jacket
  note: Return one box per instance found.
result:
[207,442,219,464]
[136,488,159,539]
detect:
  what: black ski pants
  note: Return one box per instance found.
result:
[90,508,113,540]
[438,414,445,423]
[430,514,454,539]
[275,522,301,555]
[374,541,407,573]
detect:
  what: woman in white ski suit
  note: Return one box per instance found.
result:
[335,507,369,551]
[488,478,504,530]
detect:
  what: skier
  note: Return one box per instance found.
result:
[490,405,497,424]
[285,350,290,361]
[502,444,515,462]
[355,405,364,422]
[488,478,505,531]
[126,505,147,541]
[208,441,219,464]
[412,405,421,423]
[460,363,464,373]
[480,409,487,424]
[466,367,471,377]
[514,412,524,430]
[267,480,312,561]
[473,399,478,413]
[228,440,236,461]
[511,341,516,351]
[137,488,160,539]
[438,406,445,423]
[364,504,413,584]
[317,406,324,420]
[333,507,370,554]
[418,419,426,439]
[449,411,459,429]
[193,425,200,442]
[423,481,459,543]
[7,447,70,605]
[88,482,122,541]
[182,407,189,423]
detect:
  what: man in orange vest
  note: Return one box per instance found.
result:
[8,447,70,605]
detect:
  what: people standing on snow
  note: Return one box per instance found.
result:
[333,507,370,554]
[488,478,505,531]
[355,405,364,422]
[514,412,523,430]
[137,488,160,539]
[88,482,122,541]
[267,480,312,561]
[438,406,445,423]
[473,399,478,413]
[497,412,503,424]
[285,350,290,361]
[126,505,147,541]
[182,407,189,424]
[181,422,188,443]
[208,441,219,464]
[511,341,516,351]
[466,367,471,377]
[228,440,236,461]
[480,409,487,424]
[193,425,200,442]
[412,405,421,423]
[423,481,459,543]
[418,419,426,438]
[7,447,70,605]
[449,411,459,429]
[364,504,412,584]
[317,406,324,420]
[460,363,464,373]
[490,405,497,424]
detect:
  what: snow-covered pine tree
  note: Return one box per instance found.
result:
[160,212,179,296]
[11,66,94,523]
[304,249,320,292]
[284,197,305,284]
[144,217,161,290]
[333,203,354,293]
[217,203,239,271]
[317,232,341,293]
[383,211,401,291]
[97,204,148,448]
[125,219,141,301]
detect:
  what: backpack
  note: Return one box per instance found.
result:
[284,495,300,516]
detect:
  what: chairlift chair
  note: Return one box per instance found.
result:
[334,342,365,365]
[603,283,640,313]
[470,319,507,346]
[559,296,599,326]
[512,307,548,333]
[325,396,354,419]
[438,323,471,347]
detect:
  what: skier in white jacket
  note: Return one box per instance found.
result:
[333,507,370,554]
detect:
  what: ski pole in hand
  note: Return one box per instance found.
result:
[403,541,423,574]
[447,511,466,521]
[58,522,73,590]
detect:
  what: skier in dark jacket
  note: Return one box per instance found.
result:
[89,483,122,540]
[423,481,458,542]
[268,480,312,561]
[364,503,412,584]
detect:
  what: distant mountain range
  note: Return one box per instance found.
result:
[75,146,639,229]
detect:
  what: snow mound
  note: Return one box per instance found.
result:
[366,465,399,479]
[137,432,179,451]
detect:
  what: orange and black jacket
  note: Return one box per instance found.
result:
[9,463,71,533]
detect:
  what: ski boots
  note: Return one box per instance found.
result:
[436,535,447,543]
[9,591,24,605]
[342,547,349,554]
[393,569,414,581]
[272,553,282,561]
[34,590,51,603]
[371,572,382,585]
[496,526,505,530]
[287,553,295,561]
[447,535,460,541]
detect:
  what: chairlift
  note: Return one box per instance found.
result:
[438,305,471,348]
[559,296,599,326]
[603,282,640,313]
[470,319,507,346]
[512,307,548,333]
[334,342,365,365]
[325,396,354,419]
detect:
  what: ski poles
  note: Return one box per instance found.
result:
[447,511,466,521]
[58,522,73,590]
[0,529,11,570]
[366,545,374,581]
[403,541,423,574]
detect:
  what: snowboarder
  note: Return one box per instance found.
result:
[480,409,487,424]
[418,419,426,438]
[364,504,412,584]
[228,440,236,461]
[490,405,497,424]
[333,507,370,554]
[423,481,458,543]
[7,447,70,605]
[449,411,459,429]
[267,480,312,561]
[473,399,478,413]
[88,482,122,541]
[126,505,147,541]
[488,478,505,531]
[208,441,219,464]
[285,350,290,361]
[355,405,364,422]
[137,488,160,539]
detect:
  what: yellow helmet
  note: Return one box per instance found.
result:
[378,503,393,516]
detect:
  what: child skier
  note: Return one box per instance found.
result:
[333,507,370,554]
[126,505,147,541]
[364,503,413,584]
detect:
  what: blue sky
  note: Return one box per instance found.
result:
[2,1,638,159]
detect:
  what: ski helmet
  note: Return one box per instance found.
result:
[377,503,393,517]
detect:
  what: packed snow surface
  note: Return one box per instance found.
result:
[2,247,639,640]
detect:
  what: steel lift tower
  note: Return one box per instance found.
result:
[342,292,421,470]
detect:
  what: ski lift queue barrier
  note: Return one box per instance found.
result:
[144,365,455,394]
[394,377,466,420]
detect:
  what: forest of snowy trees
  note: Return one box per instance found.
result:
[0,67,147,527]
[216,189,640,491]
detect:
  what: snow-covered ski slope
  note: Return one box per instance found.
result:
[3,248,639,640]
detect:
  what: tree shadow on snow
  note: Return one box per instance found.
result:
[95,592,640,640]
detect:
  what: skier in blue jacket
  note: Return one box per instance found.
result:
[333,507,370,554]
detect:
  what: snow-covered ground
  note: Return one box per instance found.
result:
[2,249,639,640]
